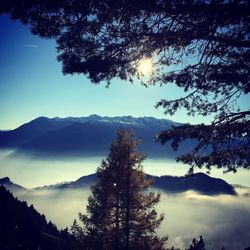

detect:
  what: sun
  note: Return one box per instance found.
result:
[137,58,154,76]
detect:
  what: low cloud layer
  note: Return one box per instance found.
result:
[1,150,250,248]
[157,188,250,249]
[1,150,250,188]
[12,187,250,250]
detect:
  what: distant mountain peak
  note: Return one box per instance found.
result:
[88,114,101,118]
[0,177,11,183]
[154,172,236,195]
[0,176,26,192]
[35,116,49,120]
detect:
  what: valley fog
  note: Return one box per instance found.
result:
[1,150,250,188]
[1,149,250,249]
[13,186,250,250]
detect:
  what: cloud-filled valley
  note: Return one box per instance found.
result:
[8,185,250,250]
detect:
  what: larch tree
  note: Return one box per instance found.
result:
[186,236,205,250]
[1,0,249,173]
[72,130,167,250]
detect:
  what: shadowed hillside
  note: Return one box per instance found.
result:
[0,185,77,250]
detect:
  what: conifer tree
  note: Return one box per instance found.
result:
[187,236,205,250]
[73,130,167,249]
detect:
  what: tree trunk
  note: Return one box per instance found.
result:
[125,147,130,250]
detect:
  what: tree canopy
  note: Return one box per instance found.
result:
[187,236,205,250]
[1,0,249,172]
[72,130,167,249]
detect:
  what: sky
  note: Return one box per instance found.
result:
[0,14,249,130]
[0,15,211,130]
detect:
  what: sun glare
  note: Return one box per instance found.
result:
[137,58,154,76]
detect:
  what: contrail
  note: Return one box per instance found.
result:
[23,44,39,48]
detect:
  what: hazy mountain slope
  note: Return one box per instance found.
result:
[153,173,236,195]
[0,115,191,158]
[18,121,121,155]
[1,173,236,195]
[0,177,26,192]
[37,173,236,196]
[17,120,184,157]
[0,116,74,148]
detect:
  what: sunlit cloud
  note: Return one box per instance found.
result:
[1,149,250,249]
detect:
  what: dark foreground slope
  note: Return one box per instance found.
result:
[0,186,76,250]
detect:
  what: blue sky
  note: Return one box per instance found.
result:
[0,14,249,130]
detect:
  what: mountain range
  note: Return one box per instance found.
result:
[0,115,193,158]
[0,172,236,196]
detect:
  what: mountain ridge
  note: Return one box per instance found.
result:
[0,176,26,192]
[0,172,236,196]
[0,115,189,158]
[1,115,180,131]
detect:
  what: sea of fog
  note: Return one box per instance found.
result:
[0,150,250,188]
[1,150,250,249]
[9,185,250,249]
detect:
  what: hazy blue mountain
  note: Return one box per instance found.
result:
[0,177,26,192]
[42,173,236,196]
[153,173,236,195]
[55,173,97,189]
[0,116,74,148]
[1,173,236,195]
[0,115,192,158]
